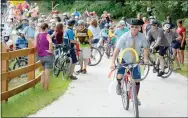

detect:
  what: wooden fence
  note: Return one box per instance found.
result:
[1,40,43,102]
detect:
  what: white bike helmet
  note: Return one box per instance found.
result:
[63,12,67,16]
[163,23,171,30]
[77,20,84,25]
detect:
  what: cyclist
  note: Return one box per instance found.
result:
[114,20,129,41]
[75,20,93,74]
[110,18,149,105]
[147,20,170,77]
[99,23,110,48]
[63,19,78,80]
[163,23,182,70]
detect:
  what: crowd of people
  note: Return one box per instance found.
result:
[1,1,187,104]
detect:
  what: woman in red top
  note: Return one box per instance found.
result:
[55,23,64,44]
[176,19,186,64]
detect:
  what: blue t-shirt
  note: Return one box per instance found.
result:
[63,28,74,47]
[15,37,28,49]
[74,11,81,17]
[115,27,129,39]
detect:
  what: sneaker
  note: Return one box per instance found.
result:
[82,69,87,74]
[116,83,122,95]
[70,75,78,80]
[137,98,141,106]
[157,71,164,77]
[174,67,181,71]
[76,69,83,74]
[153,67,159,73]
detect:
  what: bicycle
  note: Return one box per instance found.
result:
[53,44,72,80]
[148,47,174,78]
[108,48,150,117]
[76,46,102,66]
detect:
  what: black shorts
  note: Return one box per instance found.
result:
[180,40,186,50]
[155,46,168,56]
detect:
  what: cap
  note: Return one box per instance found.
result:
[126,18,144,25]
[67,19,75,26]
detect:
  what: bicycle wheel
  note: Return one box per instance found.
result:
[161,56,173,78]
[132,84,139,117]
[61,56,72,80]
[53,66,60,77]
[13,59,28,78]
[98,46,105,56]
[139,61,150,80]
[121,77,130,110]
[13,59,28,70]
[88,47,102,66]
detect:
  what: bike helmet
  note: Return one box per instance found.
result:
[150,19,158,25]
[163,23,171,30]
[63,12,67,16]
[119,20,125,26]
[104,23,110,28]
[77,20,84,25]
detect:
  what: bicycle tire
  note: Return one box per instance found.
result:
[53,67,60,77]
[88,47,102,66]
[132,84,139,117]
[12,59,28,80]
[61,56,72,80]
[98,46,105,56]
[140,61,150,80]
[13,59,28,70]
[121,77,130,110]
[161,56,173,78]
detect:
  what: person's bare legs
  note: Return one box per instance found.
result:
[44,68,50,91]
[40,71,45,89]
[173,49,181,69]
[180,50,184,64]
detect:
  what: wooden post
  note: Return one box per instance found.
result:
[1,42,9,102]
[27,40,35,81]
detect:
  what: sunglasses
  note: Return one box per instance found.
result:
[130,25,140,29]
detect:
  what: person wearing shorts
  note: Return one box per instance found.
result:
[75,20,93,74]
[176,19,186,65]
[147,20,170,76]
[35,23,53,91]
[110,18,149,105]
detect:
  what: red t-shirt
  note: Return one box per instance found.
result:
[176,26,186,38]
[55,31,63,44]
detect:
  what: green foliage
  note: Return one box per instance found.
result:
[183,18,188,51]
[38,0,187,22]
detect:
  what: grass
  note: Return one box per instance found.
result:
[1,72,71,117]
[173,63,188,77]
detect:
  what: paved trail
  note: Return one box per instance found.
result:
[29,57,187,117]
